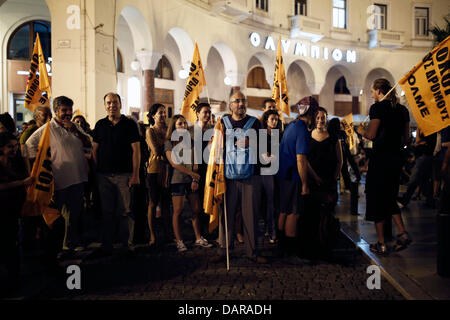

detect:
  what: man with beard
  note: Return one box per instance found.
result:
[26,96,91,259]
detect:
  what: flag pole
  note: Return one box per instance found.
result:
[224,191,230,271]
[361,81,400,124]
[205,86,211,106]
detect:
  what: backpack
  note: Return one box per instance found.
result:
[223,116,256,180]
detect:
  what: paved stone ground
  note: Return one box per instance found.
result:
[1,202,404,300]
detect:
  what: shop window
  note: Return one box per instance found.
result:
[334,76,350,94]
[117,49,124,73]
[295,0,307,16]
[374,4,387,30]
[415,7,429,37]
[7,20,51,61]
[247,67,270,89]
[155,56,174,80]
[332,0,346,29]
[256,0,269,12]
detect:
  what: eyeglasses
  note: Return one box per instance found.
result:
[231,99,247,104]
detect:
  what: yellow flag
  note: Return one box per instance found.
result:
[203,119,226,233]
[24,33,51,112]
[399,35,450,136]
[181,43,206,125]
[21,121,60,227]
[341,113,355,151]
[272,36,290,117]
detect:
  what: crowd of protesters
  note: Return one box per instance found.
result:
[1,77,450,295]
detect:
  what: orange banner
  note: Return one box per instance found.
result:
[203,119,225,233]
[181,43,207,125]
[21,121,60,227]
[341,113,355,151]
[271,36,290,117]
[399,36,450,136]
[24,33,51,112]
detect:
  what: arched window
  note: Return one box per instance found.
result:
[155,55,174,80]
[7,20,51,61]
[117,49,124,73]
[334,76,350,94]
[247,66,270,89]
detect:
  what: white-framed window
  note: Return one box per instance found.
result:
[374,4,387,30]
[415,7,429,36]
[332,0,347,29]
[295,0,307,16]
[256,0,269,12]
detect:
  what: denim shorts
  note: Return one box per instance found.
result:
[171,183,198,196]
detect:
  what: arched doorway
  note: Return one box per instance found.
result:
[246,53,272,112]
[320,65,354,116]
[6,19,51,129]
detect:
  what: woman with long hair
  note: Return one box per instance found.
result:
[164,115,212,252]
[146,103,171,246]
[308,107,343,210]
[260,109,283,243]
[357,78,412,254]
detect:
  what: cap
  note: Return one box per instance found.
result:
[296,96,319,116]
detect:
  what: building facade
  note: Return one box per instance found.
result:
[1,0,448,126]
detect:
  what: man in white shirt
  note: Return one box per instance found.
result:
[25,96,91,258]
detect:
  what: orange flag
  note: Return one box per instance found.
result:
[272,36,290,117]
[203,118,225,232]
[399,35,450,136]
[24,33,51,112]
[21,121,60,227]
[341,113,355,151]
[181,43,207,125]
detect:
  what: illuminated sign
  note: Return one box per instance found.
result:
[249,32,357,63]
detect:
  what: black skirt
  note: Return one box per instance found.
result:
[365,152,402,222]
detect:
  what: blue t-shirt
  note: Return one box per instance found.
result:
[276,119,310,181]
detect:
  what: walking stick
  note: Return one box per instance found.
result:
[224,191,230,271]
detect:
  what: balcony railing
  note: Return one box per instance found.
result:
[289,15,324,43]
[210,0,251,23]
[368,29,405,50]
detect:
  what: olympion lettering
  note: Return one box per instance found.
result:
[249,32,357,63]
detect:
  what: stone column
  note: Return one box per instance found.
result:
[136,50,163,112]
[352,96,360,114]
[348,87,362,115]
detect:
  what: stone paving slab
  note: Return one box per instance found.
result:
[1,234,404,301]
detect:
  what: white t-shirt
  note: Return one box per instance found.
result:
[25,118,89,191]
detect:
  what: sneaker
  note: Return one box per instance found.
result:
[176,240,188,252]
[195,237,213,248]
[269,237,276,244]
[370,242,388,255]
[393,232,412,252]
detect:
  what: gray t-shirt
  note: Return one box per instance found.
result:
[164,140,194,184]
